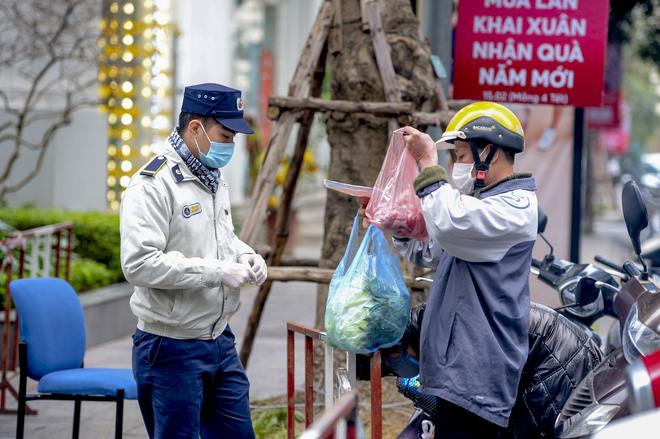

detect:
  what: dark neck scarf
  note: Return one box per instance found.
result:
[168,129,219,194]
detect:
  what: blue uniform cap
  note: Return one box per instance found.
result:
[181,83,254,134]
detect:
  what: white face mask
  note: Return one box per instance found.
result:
[452,163,475,194]
[451,147,489,194]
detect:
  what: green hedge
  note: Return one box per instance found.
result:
[0,207,123,304]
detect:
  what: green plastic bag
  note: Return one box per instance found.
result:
[324,214,410,354]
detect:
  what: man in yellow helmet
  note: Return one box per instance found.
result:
[394,102,538,437]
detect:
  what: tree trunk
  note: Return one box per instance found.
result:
[315,0,437,328]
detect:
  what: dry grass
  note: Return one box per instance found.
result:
[251,377,416,439]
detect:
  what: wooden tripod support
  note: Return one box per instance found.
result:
[237,0,458,371]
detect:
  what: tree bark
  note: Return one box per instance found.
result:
[315,0,437,328]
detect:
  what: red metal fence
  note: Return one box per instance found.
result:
[0,222,73,414]
[286,321,382,439]
[297,391,359,439]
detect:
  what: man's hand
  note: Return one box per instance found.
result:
[219,261,257,289]
[238,253,267,286]
[401,126,438,170]
[357,196,371,229]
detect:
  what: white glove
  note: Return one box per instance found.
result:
[238,253,268,286]
[219,261,257,290]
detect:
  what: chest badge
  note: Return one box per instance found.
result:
[182,203,202,218]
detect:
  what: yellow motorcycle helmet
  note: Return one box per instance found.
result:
[437,102,525,196]
[437,101,525,153]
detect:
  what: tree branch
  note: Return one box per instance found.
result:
[0,137,51,199]
[0,0,100,197]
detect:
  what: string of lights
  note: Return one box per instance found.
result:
[98,0,174,210]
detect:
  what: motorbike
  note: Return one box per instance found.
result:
[627,347,660,414]
[553,180,660,438]
[532,207,623,353]
[585,348,660,438]
[639,228,660,281]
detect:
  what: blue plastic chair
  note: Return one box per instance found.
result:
[10,277,137,439]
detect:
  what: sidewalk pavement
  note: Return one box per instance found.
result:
[0,281,317,439]
[0,214,635,438]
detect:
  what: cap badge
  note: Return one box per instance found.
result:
[236,98,243,111]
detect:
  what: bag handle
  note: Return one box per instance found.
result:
[342,211,362,270]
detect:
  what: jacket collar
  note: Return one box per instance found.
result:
[156,129,222,193]
[476,173,535,199]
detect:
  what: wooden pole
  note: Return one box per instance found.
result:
[239,42,329,367]
[329,0,343,54]
[365,0,400,104]
[267,96,414,118]
[239,107,319,366]
[365,0,402,134]
[266,266,430,290]
[407,110,455,128]
[239,0,335,247]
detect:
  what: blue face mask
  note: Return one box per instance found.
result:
[386,352,419,378]
[194,124,235,169]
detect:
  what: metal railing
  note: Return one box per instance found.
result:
[0,222,73,414]
[297,391,359,439]
[286,322,382,439]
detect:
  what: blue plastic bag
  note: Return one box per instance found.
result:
[324,214,411,354]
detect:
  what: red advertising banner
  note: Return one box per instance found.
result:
[453,0,610,107]
[588,90,620,128]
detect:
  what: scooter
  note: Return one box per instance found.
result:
[532,207,623,353]
[553,180,660,438]
[638,227,660,282]
[575,349,660,438]
[627,347,660,414]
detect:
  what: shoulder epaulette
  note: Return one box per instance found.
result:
[140,155,168,177]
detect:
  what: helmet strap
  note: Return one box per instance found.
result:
[469,141,499,197]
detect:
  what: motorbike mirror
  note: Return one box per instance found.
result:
[575,277,600,306]
[622,180,649,257]
[622,180,650,279]
[538,205,548,234]
[536,205,554,255]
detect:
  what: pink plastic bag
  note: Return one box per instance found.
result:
[366,129,428,241]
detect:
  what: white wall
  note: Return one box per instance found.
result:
[170,0,324,203]
[172,0,249,203]
[272,0,324,96]
[0,108,107,211]
[0,0,327,210]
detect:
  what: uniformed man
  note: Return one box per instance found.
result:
[120,83,266,439]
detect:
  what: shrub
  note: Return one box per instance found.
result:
[68,257,117,293]
[0,207,123,305]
